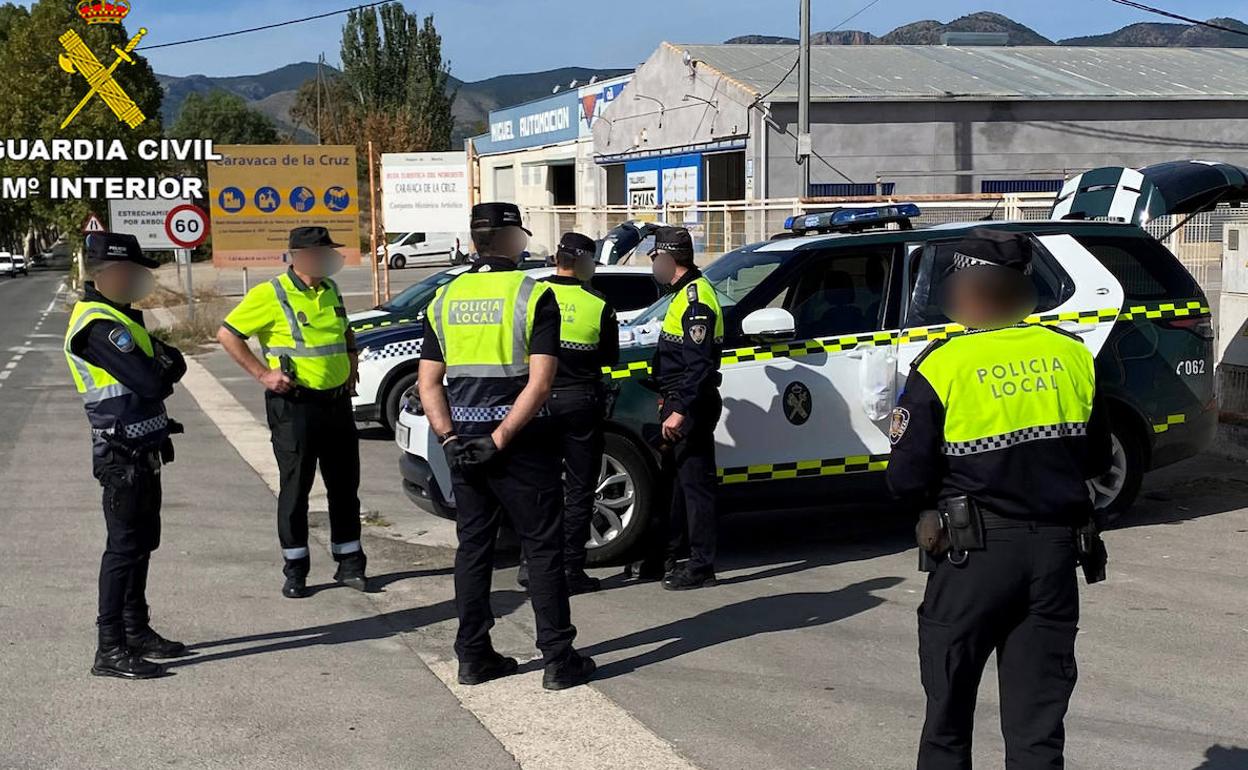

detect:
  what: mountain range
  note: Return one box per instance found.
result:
[726,11,1248,47]
[156,64,630,144]
[155,11,1247,143]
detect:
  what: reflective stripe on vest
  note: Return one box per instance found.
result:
[429,271,546,379]
[543,281,605,350]
[662,277,725,343]
[916,326,1096,455]
[267,276,350,359]
[65,303,154,400]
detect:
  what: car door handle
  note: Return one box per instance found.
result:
[1059,322,1096,334]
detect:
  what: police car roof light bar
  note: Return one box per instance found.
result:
[784,203,922,235]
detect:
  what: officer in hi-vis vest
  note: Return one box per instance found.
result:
[419,203,595,691]
[627,226,724,590]
[66,232,189,679]
[217,227,367,599]
[887,229,1112,769]
[530,232,619,594]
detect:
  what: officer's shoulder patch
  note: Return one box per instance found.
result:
[909,338,949,370]
[107,325,136,353]
[689,324,708,345]
[686,284,699,304]
[889,407,911,445]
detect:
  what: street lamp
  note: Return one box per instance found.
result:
[633,93,665,129]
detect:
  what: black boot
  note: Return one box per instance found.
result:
[542,650,596,691]
[282,575,309,599]
[516,559,529,589]
[92,626,165,680]
[662,565,718,591]
[565,568,601,595]
[622,557,676,582]
[126,626,188,659]
[333,553,369,592]
[458,651,519,685]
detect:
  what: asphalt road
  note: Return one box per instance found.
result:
[2,268,1246,770]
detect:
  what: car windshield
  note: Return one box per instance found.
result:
[626,245,791,327]
[379,269,458,312]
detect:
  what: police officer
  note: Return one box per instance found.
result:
[629,227,724,590]
[886,229,1112,770]
[66,232,189,679]
[217,227,368,599]
[534,232,619,594]
[418,203,595,690]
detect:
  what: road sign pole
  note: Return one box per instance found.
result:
[368,140,380,308]
[180,250,195,322]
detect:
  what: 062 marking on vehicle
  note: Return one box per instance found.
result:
[1175,359,1206,376]
[602,299,1211,381]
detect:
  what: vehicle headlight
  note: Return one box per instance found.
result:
[400,386,423,416]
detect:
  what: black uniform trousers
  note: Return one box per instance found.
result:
[662,392,721,573]
[917,521,1080,770]
[450,422,576,665]
[547,386,604,574]
[98,463,162,636]
[265,390,364,578]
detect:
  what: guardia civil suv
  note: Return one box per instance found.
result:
[396,161,1242,565]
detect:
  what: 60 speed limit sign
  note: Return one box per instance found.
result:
[164,204,210,249]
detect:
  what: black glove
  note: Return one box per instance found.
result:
[446,436,500,472]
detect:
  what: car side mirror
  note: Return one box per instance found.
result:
[741,308,796,340]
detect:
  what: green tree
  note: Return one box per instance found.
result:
[169,91,279,144]
[0,0,165,250]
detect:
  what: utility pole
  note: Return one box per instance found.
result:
[797,0,811,199]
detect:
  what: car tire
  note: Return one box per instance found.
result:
[585,433,656,566]
[1089,418,1144,523]
[390,253,407,270]
[382,370,419,434]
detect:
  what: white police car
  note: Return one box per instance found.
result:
[396,161,1243,564]
[353,264,660,431]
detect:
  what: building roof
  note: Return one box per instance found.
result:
[673,44,1248,102]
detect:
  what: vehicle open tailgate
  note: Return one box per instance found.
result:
[1051,160,1248,226]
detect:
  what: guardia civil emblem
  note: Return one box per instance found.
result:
[59,1,149,130]
[783,381,812,426]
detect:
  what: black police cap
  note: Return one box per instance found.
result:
[556,232,596,260]
[471,202,532,235]
[289,226,343,250]
[653,226,693,258]
[85,232,158,269]
[950,228,1032,275]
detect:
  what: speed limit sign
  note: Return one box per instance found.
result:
[164,204,210,249]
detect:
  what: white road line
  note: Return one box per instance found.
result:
[45,284,65,313]
[0,371,10,381]
[5,361,17,370]
[181,356,701,770]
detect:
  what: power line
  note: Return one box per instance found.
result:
[1107,0,1248,37]
[137,1,390,51]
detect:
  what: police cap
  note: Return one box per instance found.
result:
[556,232,596,261]
[471,202,532,235]
[653,226,694,260]
[950,228,1032,275]
[288,226,344,250]
[85,232,158,269]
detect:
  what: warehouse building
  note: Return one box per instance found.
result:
[468,74,630,252]
[594,43,1248,201]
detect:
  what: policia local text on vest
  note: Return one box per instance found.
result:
[66,232,191,680]
[418,203,596,691]
[886,229,1112,770]
[217,227,368,600]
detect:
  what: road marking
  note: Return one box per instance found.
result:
[182,356,702,770]
[0,371,10,381]
[5,361,17,369]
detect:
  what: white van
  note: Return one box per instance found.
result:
[377,232,468,269]
[0,252,16,278]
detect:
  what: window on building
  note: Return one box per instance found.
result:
[494,166,515,202]
[808,183,895,197]
[705,151,745,201]
[606,165,626,205]
[549,163,576,206]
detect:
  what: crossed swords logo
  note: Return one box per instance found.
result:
[58,27,148,130]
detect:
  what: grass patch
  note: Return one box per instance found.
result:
[149,313,224,352]
[136,284,223,309]
[362,510,392,528]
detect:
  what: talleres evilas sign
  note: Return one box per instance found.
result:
[207,145,360,268]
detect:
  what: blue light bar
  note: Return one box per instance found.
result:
[785,204,922,234]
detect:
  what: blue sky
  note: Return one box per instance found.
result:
[49,0,1248,81]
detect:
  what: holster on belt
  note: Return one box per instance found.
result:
[1076,521,1108,585]
[940,495,986,552]
[915,510,948,573]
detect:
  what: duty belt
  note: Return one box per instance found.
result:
[980,510,1081,529]
[279,385,351,403]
